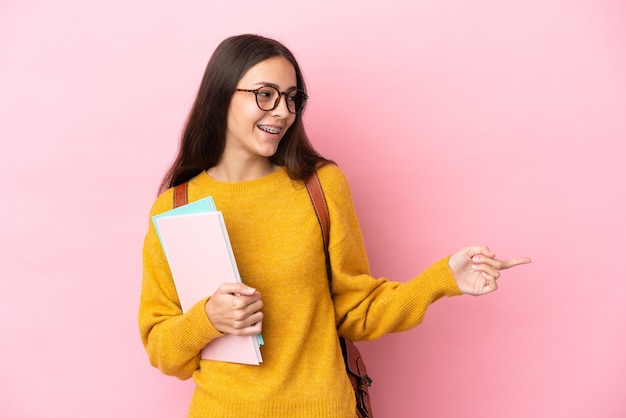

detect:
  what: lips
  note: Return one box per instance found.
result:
[257,124,282,134]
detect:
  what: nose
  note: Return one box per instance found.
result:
[271,93,291,117]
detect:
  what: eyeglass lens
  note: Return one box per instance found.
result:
[255,86,305,114]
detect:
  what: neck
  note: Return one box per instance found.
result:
[207,158,277,182]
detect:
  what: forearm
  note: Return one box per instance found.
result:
[141,297,222,379]
[334,257,461,341]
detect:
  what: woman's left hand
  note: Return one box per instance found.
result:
[448,246,531,296]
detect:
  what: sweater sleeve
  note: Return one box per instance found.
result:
[138,190,224,379]
[317,165,462,341]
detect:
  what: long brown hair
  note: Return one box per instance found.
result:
[159,34,331,194]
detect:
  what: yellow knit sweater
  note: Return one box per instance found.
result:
[139,164,461,417]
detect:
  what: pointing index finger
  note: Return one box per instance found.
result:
[500,257,532,270]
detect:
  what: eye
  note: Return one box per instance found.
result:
[256,88,274,99]
[286,90,303,102]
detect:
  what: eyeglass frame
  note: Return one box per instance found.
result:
[235,85,308,114]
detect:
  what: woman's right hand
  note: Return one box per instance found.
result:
[205,283,263,336]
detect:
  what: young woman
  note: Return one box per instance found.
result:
[139,34,531,418]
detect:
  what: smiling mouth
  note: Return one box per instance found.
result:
[258,125,282,134]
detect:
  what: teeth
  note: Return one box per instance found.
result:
[258,125,281,134]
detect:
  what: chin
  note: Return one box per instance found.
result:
[257,143,281,158]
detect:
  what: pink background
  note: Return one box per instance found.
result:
[2,0,625,417]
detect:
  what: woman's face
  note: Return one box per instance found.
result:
[225,56,297,164]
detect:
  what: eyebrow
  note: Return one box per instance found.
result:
[253,81,298,90]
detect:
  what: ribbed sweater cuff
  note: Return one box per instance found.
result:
[179,297,224,355]
[404,256,462,307]
[425,255,462,298]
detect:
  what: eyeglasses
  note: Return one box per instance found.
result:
[236,85,308,114]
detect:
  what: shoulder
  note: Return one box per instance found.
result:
[149,172,208,217]
[316,163,348,185]
[316,163,354,204]
[148,188,175,217]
